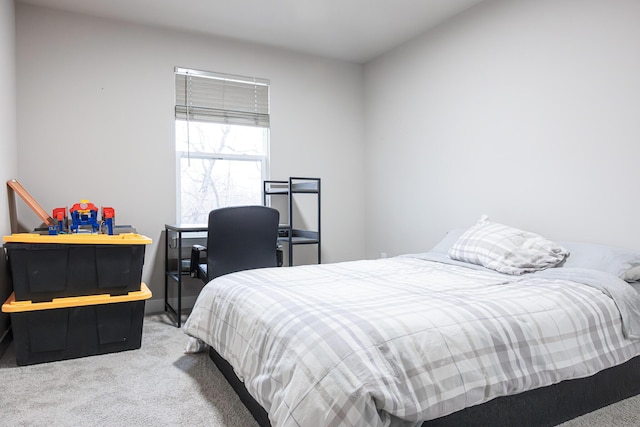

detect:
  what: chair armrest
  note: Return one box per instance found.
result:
[276,248,283,267]
[190,244,207,278]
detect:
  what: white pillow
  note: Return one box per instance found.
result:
[559,241,640,282]
[449,216,568,275]
[429,228,467,254]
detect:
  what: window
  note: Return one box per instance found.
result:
[175,68,270,224]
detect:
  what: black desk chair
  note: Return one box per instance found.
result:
[189,205,280,283]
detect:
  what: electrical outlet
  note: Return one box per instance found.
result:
[380,252,387,259]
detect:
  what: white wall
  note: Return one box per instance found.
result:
[16,4,366,311]
[0,0,16,347]
[19,0,639,310]
[364,0,640,258]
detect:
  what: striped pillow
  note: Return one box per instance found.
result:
[449,216,568,275]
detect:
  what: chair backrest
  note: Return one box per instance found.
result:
[206,205,280,280]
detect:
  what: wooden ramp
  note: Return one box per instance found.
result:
[6,179,54,233]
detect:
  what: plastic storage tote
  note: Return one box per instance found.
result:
[3,233,152,302]
[2,283,152,366]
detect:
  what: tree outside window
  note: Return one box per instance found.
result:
[175,120,269,224]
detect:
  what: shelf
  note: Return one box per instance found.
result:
[264,178,320,194]
[165,271,182,282]
[263,177,321,266]
[279,237,319,245]
[278,229,319,245]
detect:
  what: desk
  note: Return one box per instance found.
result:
[164,224,207,327]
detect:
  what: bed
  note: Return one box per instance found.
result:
[183,217,640,426]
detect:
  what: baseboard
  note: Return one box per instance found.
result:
[144,296,199,315]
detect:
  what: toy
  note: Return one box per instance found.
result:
[48,200,116,235]
[69,200,100,233]
[101,206,115,235]
[51,207,67,235]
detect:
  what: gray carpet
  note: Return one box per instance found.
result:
[559,394,640,427]
[0,314,258,426]
[1,313,638,426]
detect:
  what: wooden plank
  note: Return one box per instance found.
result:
[7,182,18,233]
[6,179,54,228]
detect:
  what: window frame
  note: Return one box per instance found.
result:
[174,67,271,224]
[174,144,269,224]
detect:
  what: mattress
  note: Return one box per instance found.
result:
[184,254,640,427]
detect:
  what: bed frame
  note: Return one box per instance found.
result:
[209,347,640,426]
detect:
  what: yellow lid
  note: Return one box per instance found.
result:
[2,283,152,313]
[3,233,152,245]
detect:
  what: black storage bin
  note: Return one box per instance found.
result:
[3,233,151,302]
[2,283,151,366]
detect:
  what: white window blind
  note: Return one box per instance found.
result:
[175,67,270,128]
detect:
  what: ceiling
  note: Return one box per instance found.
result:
[17,0,488,63]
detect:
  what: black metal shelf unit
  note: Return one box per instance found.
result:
[263,177,320,266]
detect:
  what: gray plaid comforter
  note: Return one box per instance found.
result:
[183,256,640,427]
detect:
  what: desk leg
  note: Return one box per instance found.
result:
[164,228,169,316]
[177,231,182,328]
[164,227,181,328]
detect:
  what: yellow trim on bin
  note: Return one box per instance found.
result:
[2,283,152,313]
[3,233,152,245]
